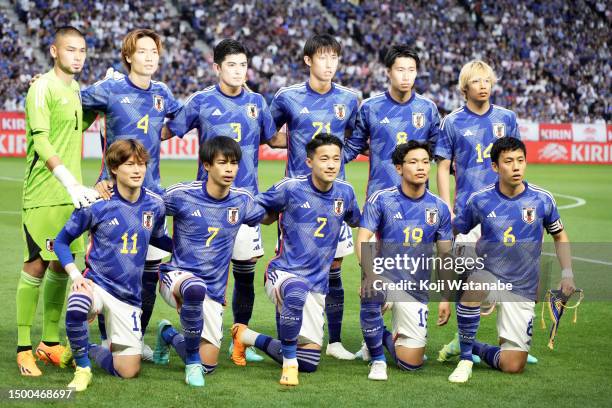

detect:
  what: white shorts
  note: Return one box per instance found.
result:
[385,296,428,348]
[87,284,142,355]
[232,224,264,261]
[334,221,354,258]
[453,224,481,260]
[265,270,325,346]
[158,270,225,349]
[470,269,535,352]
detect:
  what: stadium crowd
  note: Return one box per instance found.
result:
[6,0,610,122]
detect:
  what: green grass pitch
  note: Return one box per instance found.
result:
[0,157,611,407]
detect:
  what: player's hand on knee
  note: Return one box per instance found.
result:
[67,184,100,209]
[437,301,451,326]
[71,277,94,294]
[95,179,114,200]
[558,277,576,297]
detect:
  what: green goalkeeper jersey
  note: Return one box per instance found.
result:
[23,69,84,209]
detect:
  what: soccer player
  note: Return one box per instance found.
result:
[356,141,452,381]
[270,34,359,359]
[166,39,282,364]
[435,60,520,221]
[447,137,575,383]
[54,139,168,391]
[80,29,181,356]
[231,134,361,386]
[153,136,266,387]
[17,26,99,376]
[344,45,441,197]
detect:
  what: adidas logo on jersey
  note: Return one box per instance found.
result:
[212,108,222,116]
[108,218,119,226]
[463,129,474,137]
[300,107,310,114]
[120,97,130,104]
[380,117,390,124]
[393,212,403,219]
[487,211,497,218]
[300,201,311,209]
[191,209,202,217]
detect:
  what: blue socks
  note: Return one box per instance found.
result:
[326,268,344,344]
[231,260,256,325]
[456,303,481,361]
[473,341,501,370]
[360,302,385,362]
[178,277,206,365]
[65,293,92,368]
[251,334,321,372]
[254,333,283,364]
[141,261,160,335]
[88,344,119,377]
[278,278,308,360]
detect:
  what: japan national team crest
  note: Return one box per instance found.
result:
[142,211,154,230]
[412,112,425,129]
[522,207,536,224]
[227,207,240,225]
[493,122,506,138]
[425,208,439,225]
[153,95,164,112]
[334,104,346,120]
[246,104,259,120]
[333,198,345,216]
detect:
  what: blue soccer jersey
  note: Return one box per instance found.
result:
[257,176,361,294]
[81,77,181,195]
[160,182,266,304]
[270,82,359,178]
[453,182,563,299]
[345,92,440,197]
[434,105,520,215]
[361,187,452,302]
[56,188,166,306]
[166,85,276,194]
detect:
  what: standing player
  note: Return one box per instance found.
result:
[231,135,361,386]
[356,141,452,381]
[166,39,282,364]
[80,29,181,356]
[153,137,266,387]
[54,139,168,391]
[344,45,440,197]
[17,26,99,376]
[270,34,359,359]
[447,137,575,383]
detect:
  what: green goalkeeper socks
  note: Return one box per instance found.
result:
[41,269,69,343]
[16,271,42,347]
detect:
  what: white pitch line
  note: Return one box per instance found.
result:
[0,210,19,215]
[542,252,612,266]
[554,193,587,210]
[0,176,21,182]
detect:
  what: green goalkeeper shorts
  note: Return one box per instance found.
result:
[22,205,85,262]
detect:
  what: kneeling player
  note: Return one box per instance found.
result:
[447,137,576,383]
[356,141,453,380]
[231,134,361,386]
[54,140,168,391]
[153,136,265,387]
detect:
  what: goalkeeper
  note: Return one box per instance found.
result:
[16,26,99,377]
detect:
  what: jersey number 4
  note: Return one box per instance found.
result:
[137,114,149,134]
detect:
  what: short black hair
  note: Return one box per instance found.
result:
[54,26,85,43]
[391,141,432,165]
[199,136,242,165]
[491,137,527,164]
[383,45,420,69]
[214,39,248,65]
[306,134,343,159]
[303,34,341,59]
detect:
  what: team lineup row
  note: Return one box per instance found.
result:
[16,26,576,390]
